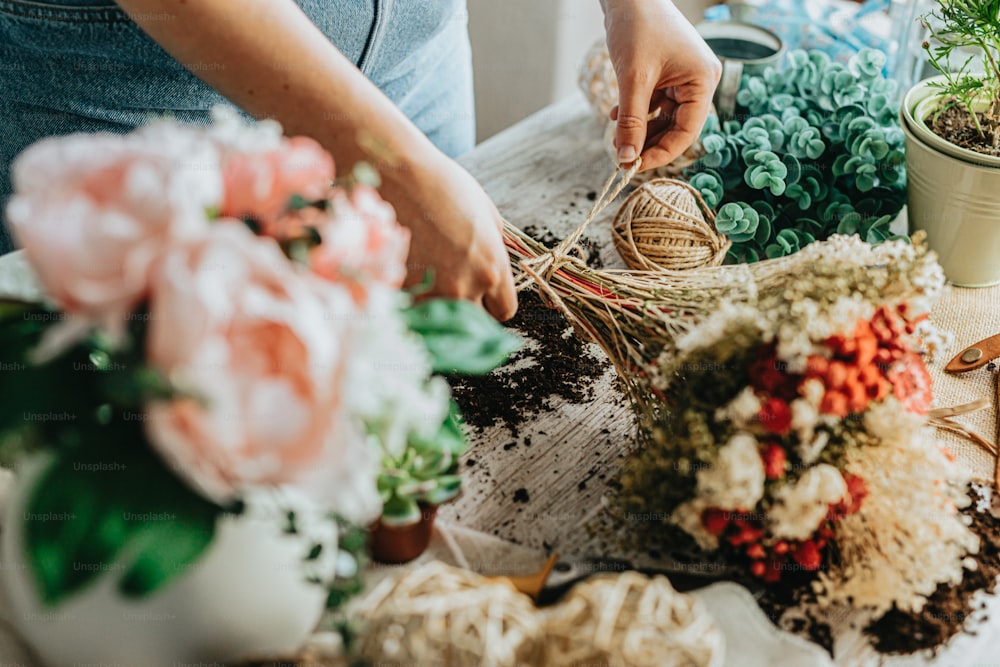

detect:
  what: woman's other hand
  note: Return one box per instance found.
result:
[601,0,722,171]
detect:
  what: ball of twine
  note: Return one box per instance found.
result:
[541,572,725,667]
[354,561,545,667]
[612,178,731,272]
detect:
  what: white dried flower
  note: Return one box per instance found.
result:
[769,464,847,541]
[815,424,977,615]
[695,433,766,511]
[715,387,761,428]
[671,498,718,551]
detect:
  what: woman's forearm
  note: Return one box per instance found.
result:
[114,0,440,174]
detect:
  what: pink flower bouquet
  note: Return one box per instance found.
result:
[0,108,518,609]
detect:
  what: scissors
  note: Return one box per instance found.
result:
[945,334,1000,492]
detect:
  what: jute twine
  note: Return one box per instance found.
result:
[354,561,724,667]
[612,178,731,272]
[354,561,544,667]
[541,573,725,667]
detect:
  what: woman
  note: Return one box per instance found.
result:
[0,0,720,321]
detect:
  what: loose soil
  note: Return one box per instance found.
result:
[927,105,1000,158]
[448,229,609,436]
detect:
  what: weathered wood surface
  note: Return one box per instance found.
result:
[452,93,1000,667]
[1,93,999,665]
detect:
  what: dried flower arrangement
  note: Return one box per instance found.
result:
[687,49,908,263]
[615,233,978,616]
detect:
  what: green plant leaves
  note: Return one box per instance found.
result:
[716,203,761,243]
[24,442,220,606]
[744,150,787,196]
[689,171,725,209]
[689,48,907,263]
[378,401,468,525]
[402,299,521,375]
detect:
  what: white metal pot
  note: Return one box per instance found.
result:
[903,77,1000,287]
[0,457,326,667]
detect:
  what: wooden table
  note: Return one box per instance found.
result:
[1,93,999,666]
[448,93,1000,666]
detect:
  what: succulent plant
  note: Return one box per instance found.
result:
[377,300,520,526]
[377,402,467,527]
[688,49,908,263]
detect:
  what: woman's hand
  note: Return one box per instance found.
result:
[601,0,722,171]
[380,152,518,322]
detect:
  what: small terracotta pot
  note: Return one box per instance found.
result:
[369,504,438,565]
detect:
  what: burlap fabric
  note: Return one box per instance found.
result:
[928,284,1000,483]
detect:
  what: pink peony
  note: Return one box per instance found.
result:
[309,185,410,295]
[144,223,378,518]
[218,135,334,233]
[6,126,221,333]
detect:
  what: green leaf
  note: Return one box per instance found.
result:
[23,440,221,605]
[118,508,215,598]
[380,495,421,527]
[402,299,521,375]
[0,299,41,322]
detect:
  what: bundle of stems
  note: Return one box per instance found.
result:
[500,163,806,404]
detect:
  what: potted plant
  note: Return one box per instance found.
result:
[0,109,518,665]
[370,299,520,564]
[901,0,1000,286]
[688,48,909,264]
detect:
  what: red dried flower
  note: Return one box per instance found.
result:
[820,389,850,417]
[888,352,933,414]
[761,442,787,479]
[763,558,783,583]
[729,520,765,546]
[750,354,793,398]
[759,398,792,436]
[792,540,822,571]
[702,508,729,536]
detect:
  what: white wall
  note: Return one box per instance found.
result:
[467,0,715,142]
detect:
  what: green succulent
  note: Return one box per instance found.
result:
[378,402,466,527]
[380,300,521,526]
[688,48,907,262]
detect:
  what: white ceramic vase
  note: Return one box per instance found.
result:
[902,77,1000,287]
[0,457,327,667]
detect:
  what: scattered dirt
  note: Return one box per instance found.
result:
[927,105,1000,158]
[448,227,608,436]
[513,488,530,503]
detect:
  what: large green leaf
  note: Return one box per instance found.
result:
[402,299,521,375]
[24,441,221,606]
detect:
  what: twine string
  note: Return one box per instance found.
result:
[515,159,642,292]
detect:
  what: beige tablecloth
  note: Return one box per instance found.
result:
[928,284,1000,482]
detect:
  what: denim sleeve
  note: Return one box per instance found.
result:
[0,0,474,255]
